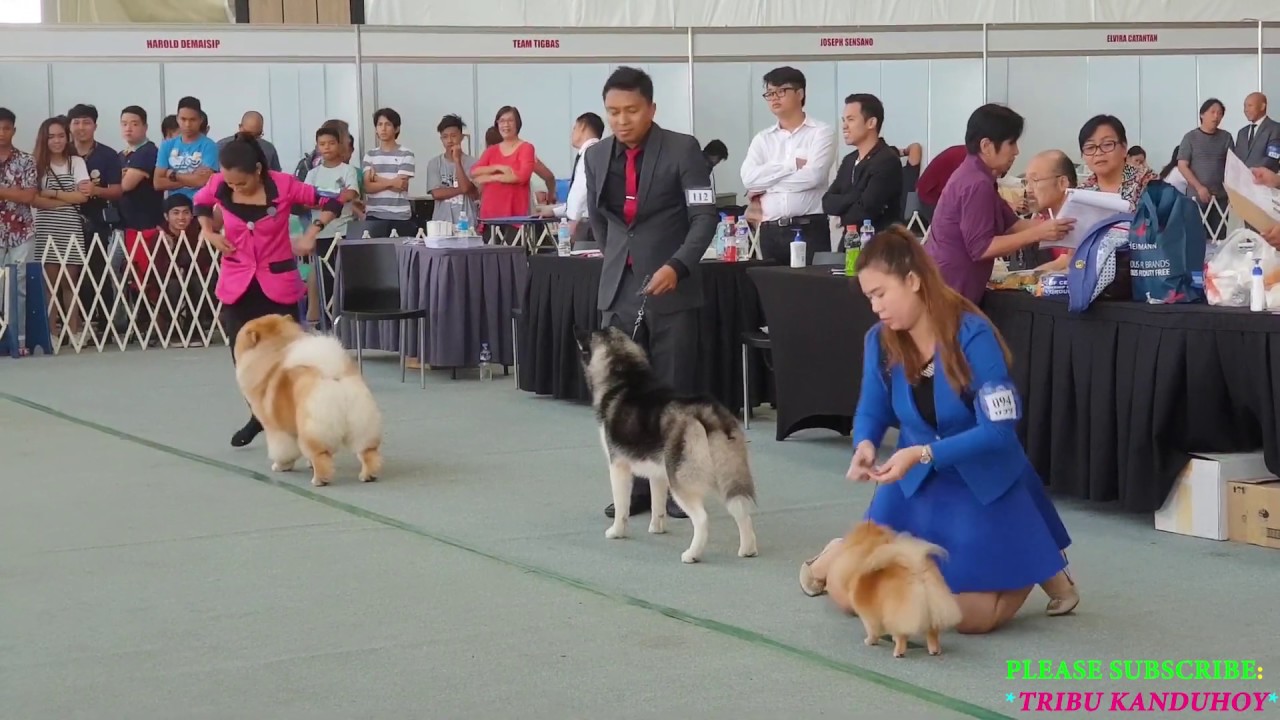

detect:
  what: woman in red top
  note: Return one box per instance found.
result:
[472,106,535,240]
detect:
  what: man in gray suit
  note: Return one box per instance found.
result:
[585,66,718,519]
[1236,92,1280,173]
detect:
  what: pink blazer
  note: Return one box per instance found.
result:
[193,171,328,306]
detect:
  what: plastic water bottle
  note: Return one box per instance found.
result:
[723,216,738,262]
[844,224,861,276]
[479,342,493,381]
[860,218,875,246]
[457,209,470,236]
[735,217,751,261]
[1250,252,1266,312]
[556,218,571,257]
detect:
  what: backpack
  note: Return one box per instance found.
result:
[1067,212,1134,313]
[1128,180,1207,304]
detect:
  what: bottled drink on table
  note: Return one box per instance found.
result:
[712,220,726,260]
[735,217,751,261]
[556,218,571,257]
[844,224,861,275]
[479,342,493,381]
[457,209,470,236]
[860,218,875,246]
[723,216,738,262]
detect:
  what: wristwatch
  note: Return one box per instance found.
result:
[919,445,933,466]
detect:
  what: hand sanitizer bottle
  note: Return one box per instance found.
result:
[1250,252,1266,312]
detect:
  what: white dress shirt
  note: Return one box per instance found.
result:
[739,115,836,221]
[553,136,599,221]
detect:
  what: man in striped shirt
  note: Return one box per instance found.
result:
[361,108,418,237]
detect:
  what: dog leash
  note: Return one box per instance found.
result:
[632,274,652,341]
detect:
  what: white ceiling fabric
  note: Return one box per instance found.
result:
[54,0,231,23]
[364,0,1280,27]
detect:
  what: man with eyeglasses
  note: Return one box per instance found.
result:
[739,66,836,264]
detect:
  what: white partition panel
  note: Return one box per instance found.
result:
[1267,54,1280,113]
[1139,56,1200,169]
[1085,57,1141,147]
[1006,57,1087,172]
[643,63,693,137]
[568,63,613,150]
[878,61,930,162]
[50,63,165,148]
[1197,55,1259,134]
[0,63,52,154]
[928,59,984,163]
[692,62,753,199]
[986,58,1009,105]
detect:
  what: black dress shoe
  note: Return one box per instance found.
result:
[604,497,688,519]
[231,416,263,447]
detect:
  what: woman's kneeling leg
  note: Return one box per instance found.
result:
[955,587,1033,634]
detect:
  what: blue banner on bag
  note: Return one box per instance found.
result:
[1128,180,1206,304]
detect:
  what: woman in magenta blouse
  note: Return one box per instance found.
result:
[194,133,343,448]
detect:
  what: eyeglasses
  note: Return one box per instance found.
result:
[762,88,797,100]
[1026,174,1064,184]
[1081,140,1121,156]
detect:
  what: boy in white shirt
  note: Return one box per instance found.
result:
[303,125,359,322]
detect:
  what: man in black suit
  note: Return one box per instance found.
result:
[822,93,904,233]
[584,66,718,520]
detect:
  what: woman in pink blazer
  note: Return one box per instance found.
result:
[194,133,343,447]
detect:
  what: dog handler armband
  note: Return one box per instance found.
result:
[978,383,1019,423]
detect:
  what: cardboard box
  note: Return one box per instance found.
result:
[1154,452,1276,541]
[1227,481,1280,549]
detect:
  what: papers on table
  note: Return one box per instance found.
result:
[1224,152,1280,232]
[1042,189,1132,250]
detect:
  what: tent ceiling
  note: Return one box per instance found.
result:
[365,0,1280,27]
[55,0,231,23]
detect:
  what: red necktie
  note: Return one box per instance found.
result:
[623,147,641,225]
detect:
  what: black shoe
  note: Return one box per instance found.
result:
[604,497,688,519]
[231,417,263,447]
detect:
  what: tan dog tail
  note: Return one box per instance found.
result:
[923,571,963,631]
[859,534,948,574]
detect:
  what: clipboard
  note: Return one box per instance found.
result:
[1224,153,1279,232]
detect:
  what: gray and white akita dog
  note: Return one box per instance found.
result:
[574,325,758,564]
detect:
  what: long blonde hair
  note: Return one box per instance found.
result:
[854,226,1012,394]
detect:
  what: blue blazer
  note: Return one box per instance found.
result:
[852,312,1032,505]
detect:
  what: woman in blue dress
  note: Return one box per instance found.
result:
[799,227,1078,633]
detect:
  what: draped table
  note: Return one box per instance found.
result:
[983,291,1280,513]
[746,265,1280,512]
[747,266,879,441]
[518,255,772,410]
[336,242,525,369]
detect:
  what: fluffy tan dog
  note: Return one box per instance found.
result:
[827,520,962,658]
[233,315,383,487]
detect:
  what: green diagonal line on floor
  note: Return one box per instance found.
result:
[2,391,1015,720]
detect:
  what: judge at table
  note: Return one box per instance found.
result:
[585,65,718,520]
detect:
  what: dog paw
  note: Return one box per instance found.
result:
[605,524,626,540]
[929,649,942,657]
[738,543,758,558]
[648,517,666,534]
[894,651,906,659]
[270,461,294,472]
[359,473,377,483]
[680,550,700,564]
[311,477,329,487]
[864,637,880,647]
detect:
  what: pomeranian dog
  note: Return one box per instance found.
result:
[828,520,962,658]
[233,314,383,487]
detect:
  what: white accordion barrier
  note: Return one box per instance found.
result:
[0,21,1277,355]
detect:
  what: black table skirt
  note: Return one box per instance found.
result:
[984,291,1280,513]
[748,266,879,441]
[519,256,772,410]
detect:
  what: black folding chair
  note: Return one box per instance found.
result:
[336,241,427,388]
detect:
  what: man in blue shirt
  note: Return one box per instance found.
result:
[118,105,164,232]
[154,96,219,200]
[67,103,123,243]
